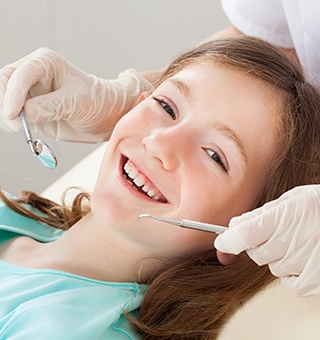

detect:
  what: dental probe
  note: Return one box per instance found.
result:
[138,214,228,234]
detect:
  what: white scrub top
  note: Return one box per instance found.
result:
[221,0,320,88]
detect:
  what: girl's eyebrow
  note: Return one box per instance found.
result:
[169,78,192,102]
[210,121,248,168]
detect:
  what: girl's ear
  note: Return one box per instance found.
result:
[135,91,150,105]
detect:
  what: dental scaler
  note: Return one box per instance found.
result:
[19,109,58,169]
[138,214,228,234]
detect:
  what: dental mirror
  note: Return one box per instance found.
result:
[19,109,58,169]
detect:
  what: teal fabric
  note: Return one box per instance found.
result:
[0,198,146,339]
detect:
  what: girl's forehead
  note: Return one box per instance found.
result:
[161,62,284,122]
[164,63,259,93]
[160,60,218,82]
[168,62,245,83]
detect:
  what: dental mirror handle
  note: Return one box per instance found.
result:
[19,109,37,154]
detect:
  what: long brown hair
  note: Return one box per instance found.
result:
[1,36,320,339]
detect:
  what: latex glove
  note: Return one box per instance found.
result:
[214,185,320,297]
[0,48,153,142]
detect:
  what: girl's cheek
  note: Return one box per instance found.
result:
[122,105,147,125]
[112,111,139,135]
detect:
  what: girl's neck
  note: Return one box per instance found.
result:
[2,213,160,283]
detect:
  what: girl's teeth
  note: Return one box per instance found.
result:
[133,174,145,187]
[128,169,138,179]
[147,190,155,198]
[142,184,149,192]
[124,163,131,173]
[123,158,167,203]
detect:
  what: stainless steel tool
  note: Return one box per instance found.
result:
[19,109,58,169]
[138,214,228,234]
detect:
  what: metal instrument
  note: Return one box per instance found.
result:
[138,214,228,234]
[19,109,57,169]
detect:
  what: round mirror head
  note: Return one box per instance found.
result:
[34,139,58,169]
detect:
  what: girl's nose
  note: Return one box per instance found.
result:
[142,127,189,171]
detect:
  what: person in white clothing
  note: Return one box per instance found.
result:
[0,1,319,297]
[221,0,320,87]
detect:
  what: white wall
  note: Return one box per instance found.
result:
[0,0,229,195]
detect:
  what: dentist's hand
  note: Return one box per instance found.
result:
[0,48,153,142]
[215,185,320,296]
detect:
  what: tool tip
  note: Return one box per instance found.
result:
[137,213,152,220]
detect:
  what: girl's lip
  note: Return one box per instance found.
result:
[118,154,168,204]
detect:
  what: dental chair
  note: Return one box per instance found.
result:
[42,143,320,340]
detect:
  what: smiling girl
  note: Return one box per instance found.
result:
[0,37,319,339]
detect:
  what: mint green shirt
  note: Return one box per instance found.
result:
[0,198,146,339]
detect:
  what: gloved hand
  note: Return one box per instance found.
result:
[214,185,320,297]
[0,48,153,142]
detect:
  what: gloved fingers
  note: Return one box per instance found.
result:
[24,69,94,125]
[285,185,320,200]
[0,113,21,132]
[280,244,320,297]
[214,204,280,255]
[216,186,320,255]
[229,185,318,227]
[3,48,65,120]
[214,228,248,255]
[280,276,306,296]
[246,240,288,266]
[4,62,50,120]
[267,256,305,278]
[246,222,311,266]
[0,66,21,132]
[29,119,103,143]
[23,89,69,124]
[281,275,320,297]
[0,65,14,106]
[248,224,316,267]
[266,238,318,276]
[0,116,21,132]
[0,64,15,85]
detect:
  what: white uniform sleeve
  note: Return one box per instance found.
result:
[220,0,320,88]
[221,0,293,48]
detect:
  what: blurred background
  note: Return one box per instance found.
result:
[0,0,229,195]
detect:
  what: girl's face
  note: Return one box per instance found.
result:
[91,63,279,260]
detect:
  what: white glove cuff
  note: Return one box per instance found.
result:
[118,68,154,94]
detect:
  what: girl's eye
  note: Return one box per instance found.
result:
[205,149,228,172]
[152,96,176,120]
